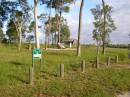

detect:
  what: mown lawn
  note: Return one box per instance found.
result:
[0,44,130,97]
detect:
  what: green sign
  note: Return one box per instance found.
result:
[32,48,42,67]
[33,48,42,59]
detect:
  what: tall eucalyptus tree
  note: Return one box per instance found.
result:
[77,0,85,57]
[34,0,40,48]
[0,0,31,50]
[44,0,74,44]
[101,0,116,54]
[91,0,116,54]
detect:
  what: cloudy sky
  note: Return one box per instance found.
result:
[28,0,130,44]
[64,0,130,44]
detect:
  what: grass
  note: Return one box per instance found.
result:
[0,44,130,97]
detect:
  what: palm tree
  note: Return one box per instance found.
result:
[34,0,40,48]
[77,0,84,57]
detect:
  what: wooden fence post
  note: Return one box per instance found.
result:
[60,64,64,78]
[81,60,85,73]
[29,67,34,85]
[96,56,99,68]
[115,56,118,64]
[107,56,110,66]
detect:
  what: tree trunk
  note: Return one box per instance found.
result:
[13,21,22,51]
[18,27,22,51]
[102,40,105,54]
[52,33,54,46]
[102,0,106,54]
[97,42,100,56]
[47,34,50,48]
[45,33,47,50]
[34,0,40,48]
[48,7,52,49]
[55,32,57,44]
[29,43,32,51]
[77,0,84,57]
[58,11,62,44]
[57,15,60,44]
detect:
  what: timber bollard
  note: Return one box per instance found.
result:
[107,56,110,66]
[96,56,99,68]
[115,56,118,64]
[29,67,34,85]
[81,60,85,73]
[60,64,64,78]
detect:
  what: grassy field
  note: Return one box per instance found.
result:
[0,44,130,97]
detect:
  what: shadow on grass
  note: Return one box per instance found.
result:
[70,63,81,71]
[10,61,24,66]
[8,74,27,84]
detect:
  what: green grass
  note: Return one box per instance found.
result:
[0,44,130,97]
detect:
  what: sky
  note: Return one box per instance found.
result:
[28,0,130,44]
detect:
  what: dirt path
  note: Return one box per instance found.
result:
[44,48,76,51]
[117,92,130,97]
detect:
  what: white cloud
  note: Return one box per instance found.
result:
[65,0,130,44]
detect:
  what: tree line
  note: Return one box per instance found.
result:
[0,0,116,56]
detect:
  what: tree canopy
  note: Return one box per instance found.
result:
[91,3,116,54]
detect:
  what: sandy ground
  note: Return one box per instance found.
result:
[43,48,76,51]
[117,92,130,97]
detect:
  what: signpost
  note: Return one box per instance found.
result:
[29,48,42,85]
[32,48,42,67]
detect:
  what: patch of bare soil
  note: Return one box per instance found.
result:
[43,48,76,51]
[116,92,130,97]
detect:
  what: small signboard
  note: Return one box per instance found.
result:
[33,48,42,59]
[32,48,42,67]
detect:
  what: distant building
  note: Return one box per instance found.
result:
[64,39,77,48]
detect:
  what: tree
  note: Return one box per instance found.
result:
[91,2,116,54]
[0,0,18,45]
[45,0,74,44]
[0,0,18,27]
[60,24,70,42]
[93,30,101,56]
[29,21,35,32]
[38,13,49,49]
[6,20,18,43]
[0,27,4,43]
[27,21,36,50]
[91,5,102,56]
[0,0,31,50]
[34,0,40,48]
[13,0,31,51]
[49,16,69,44]
[44,21,50,49]
[26,35,34,50]
[101,0,116,54]
[13,11,24,51]
[39,0,52,49]
[77,0,84,57]
[102,0,106,54]
[50,16,58,44]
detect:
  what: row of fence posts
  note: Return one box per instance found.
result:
[96,55,118,68]
[28,55,119,84]
[60,60,86,78]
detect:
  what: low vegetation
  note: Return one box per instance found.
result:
[0,44,130,97]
